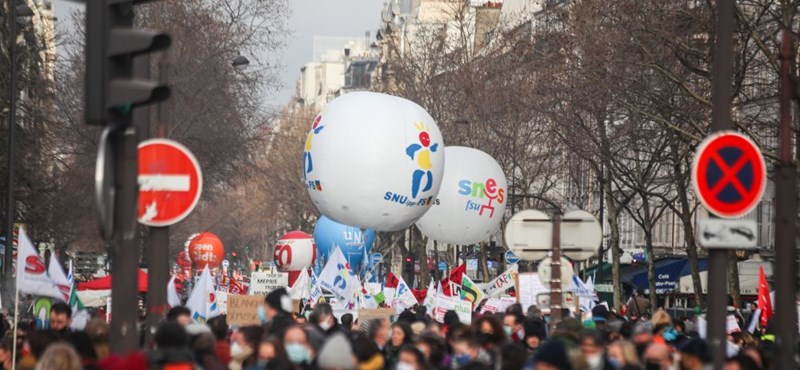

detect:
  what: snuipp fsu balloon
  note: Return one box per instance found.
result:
[416,147,507,245]
[302,92,445,231]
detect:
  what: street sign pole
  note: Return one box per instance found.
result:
[708,0,734,367]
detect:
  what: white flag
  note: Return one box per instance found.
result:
[186,266,221,323]
[308,271,323,308]
[569,275,598,300]
[167,275,181,308]
[46,257,71,301]
[289,270,311,300]
[423,280,436,312]
[16,228,64,300]
[319,247,358,305]
[392,273,418,311]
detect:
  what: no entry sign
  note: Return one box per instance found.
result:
[138,139,203,226]
[692,131,766,218]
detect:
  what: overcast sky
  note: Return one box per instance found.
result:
[52,0,385,108]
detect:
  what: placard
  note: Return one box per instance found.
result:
[227,295,263,326]
[249,271,289,296]
[517,273,548,311]
[480,297,516,314]
[432,295,472,324]
[358,308,394,324]
[216,291,228,314]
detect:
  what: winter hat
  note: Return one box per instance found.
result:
[591,305,610,322]
[532,340,573,370]
[265,287,292,313]
[317,333,356,369]
[523,318,547,340]
[678,338,712,363]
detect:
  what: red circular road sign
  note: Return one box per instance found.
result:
[138,139,203,226]
[692,131,766,218]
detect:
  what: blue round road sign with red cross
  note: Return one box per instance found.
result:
[692,131,766,218]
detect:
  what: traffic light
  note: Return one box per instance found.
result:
[404,256,413,273]
[85,0,171,126]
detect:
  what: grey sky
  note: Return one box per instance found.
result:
[52,0,386,108]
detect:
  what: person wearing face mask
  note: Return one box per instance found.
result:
[283,325,316,369]
[606,340,642,370]
[229,326,263,370]
[416,332,450,370]
[396,345,427,370]
[449,327,490,369]
[383,321,413,369]
[311,304,342,337]
[643,343,674,370]
[503,312,526,343]
[367,319,390,351]
[580,330,614,370]
[245,336,291,370]
[262,288,295,337]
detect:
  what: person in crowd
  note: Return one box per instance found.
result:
[632,322,654,358]
[33,342,82,370]
[350,331,384,370]
[677,338,712,370]
[166,306,193,327]
[19,330,60,370]
[84,318,110,360]
[443,311,463,337]
[340,314,354,336]
[474,315,507,352]
[384,321,413,368]
[527,305,543,320]
[503,312,525,343]
[397,344,427,370]
[230,326,263,370]
[606,340,642,370]
[450,327,491,368]
[187,324,226,370]
[579,330,613,370]
[263,288,294,336]
[642,343,674,370]
[531,339,573,370]
[311,304,341,337]
[282,325,315,369]
[0,334,14,370]
[367,319,390,351]
[499,342,527,370]
[64,331,99,370]
[50,302,73,336]
[207,315,231,364]
[317,332,356,370]
[417,331,449,370]
[248,335,291,370]
[522,318,547,353]
[148,321,196,370]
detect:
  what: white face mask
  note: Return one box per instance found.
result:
[319,318,332,331]
[397,361,416,370]
[587,354,603,369]
[230,342,252,361]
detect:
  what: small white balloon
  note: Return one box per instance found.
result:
[302,92,445,231]
[416,147,507,245]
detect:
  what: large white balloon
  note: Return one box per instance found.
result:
[303,92,445,231]
[416,147,507,245]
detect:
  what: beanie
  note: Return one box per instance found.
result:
[317,333,355,369]
[265,287,292,313]
[533,340,572,370]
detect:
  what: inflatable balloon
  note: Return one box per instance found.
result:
[303,92,445,231]
[416,147,507,245]
[313,216,375,268]
[189,232,225,269]
[273,231,317,271]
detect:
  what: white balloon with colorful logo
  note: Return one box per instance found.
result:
[302,92,445,231]
[415,147,507,245]
[273,231,317,287]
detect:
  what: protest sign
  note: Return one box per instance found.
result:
[227,295,263,326]
[484,265,517,297]
[358,308,394,324]
[249,271,288,296]
[432,295,472,325]
[517,273,548,311]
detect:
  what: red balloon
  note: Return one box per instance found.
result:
[189,232,225,269]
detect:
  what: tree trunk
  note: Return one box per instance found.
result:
[642,199,658,308]
[728,252,741,309]
[479,242,490,282]
[605,185,623,309]
[413,227,430,289]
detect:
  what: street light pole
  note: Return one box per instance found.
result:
[4,2,34,291]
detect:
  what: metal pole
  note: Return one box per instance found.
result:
[4,0,19,293]
[708,0,734,367]
[145,227,169,345]
[773,25,797,370]
[109,125,140,354]
[550,212,562,331]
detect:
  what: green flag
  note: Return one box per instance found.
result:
[460,275,484,304]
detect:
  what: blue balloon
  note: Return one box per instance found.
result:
[314,216,376,268]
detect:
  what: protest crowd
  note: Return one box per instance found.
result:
[0,283,780,370]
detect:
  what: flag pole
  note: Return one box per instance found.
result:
[11,272,19,370]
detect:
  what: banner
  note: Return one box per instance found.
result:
[249,271,289,296]
[432,295,471,324]
[480,297,517,314]
[227,295,263,326]
[484,264,517,297]
[358,308,394,323]
[16,227,64,300]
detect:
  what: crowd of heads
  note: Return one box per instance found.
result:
[0,287,783,370]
